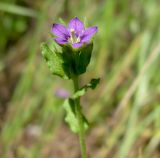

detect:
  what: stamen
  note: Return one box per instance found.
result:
[76,37,80,43]
[70,29,75,43]
[68,28,80,44]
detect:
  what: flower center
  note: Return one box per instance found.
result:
[68,29,80,44]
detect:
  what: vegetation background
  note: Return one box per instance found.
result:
[0,0,160,158]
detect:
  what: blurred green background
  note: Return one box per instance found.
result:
[0,0,160,158]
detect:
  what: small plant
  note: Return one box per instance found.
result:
[41,17,99,158]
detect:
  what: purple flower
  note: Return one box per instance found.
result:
[51,17,98,48]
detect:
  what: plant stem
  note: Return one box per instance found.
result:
[73,77,87,158]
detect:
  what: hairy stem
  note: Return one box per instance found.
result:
[73,77,87,158]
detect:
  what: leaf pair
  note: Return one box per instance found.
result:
[41,42,93,79]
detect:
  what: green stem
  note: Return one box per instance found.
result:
[73,77,87,158]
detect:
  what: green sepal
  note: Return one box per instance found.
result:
[73,78,100,99]
[63,98,89,133]
[41,42,70,79]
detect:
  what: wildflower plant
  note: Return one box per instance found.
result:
[41,17,99,158]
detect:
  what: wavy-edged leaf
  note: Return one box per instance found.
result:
[63,98,89,133]
[41,42,69,79]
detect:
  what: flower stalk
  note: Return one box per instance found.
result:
[73,77,87,158]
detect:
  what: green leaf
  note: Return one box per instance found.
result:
[61,43,93,76]
[63,98,89,133]
[41,42,69,79]
[73,78,100,99]
[61,45,76,76]
[77,43,93,75]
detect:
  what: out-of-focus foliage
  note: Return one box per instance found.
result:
[0,0,160,158]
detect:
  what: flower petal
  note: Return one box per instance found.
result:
[51,24,70,39]
[72,42,83,48]
[68,17,85,34]
[81,26,98,43]
[54,38,68,45]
